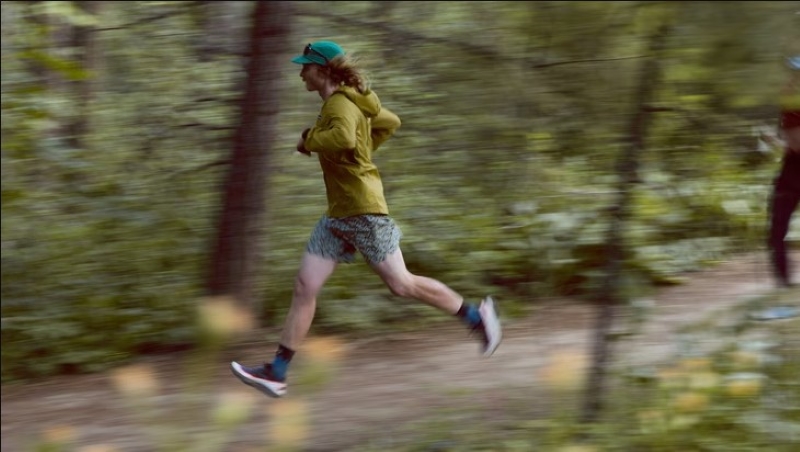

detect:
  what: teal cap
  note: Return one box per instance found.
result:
[291,41,345,66]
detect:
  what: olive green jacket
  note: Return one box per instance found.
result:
[304,86,401,218]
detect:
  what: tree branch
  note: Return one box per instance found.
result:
[178,122,235,132]
[295,8,645,69]
[96,9,186,32]
[529,55,646,69]
[170,159,231,177]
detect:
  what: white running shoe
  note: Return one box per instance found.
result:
[230,361,287,398]
[478,296,502,357]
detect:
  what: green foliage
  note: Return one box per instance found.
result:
[3,0,800,382]
[2,0,231,381]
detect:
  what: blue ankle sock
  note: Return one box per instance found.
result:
[270,356,289,380]
[269,344,295,380]
[456,302,482,328]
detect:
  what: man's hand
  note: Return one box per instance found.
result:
[297,128,311,156]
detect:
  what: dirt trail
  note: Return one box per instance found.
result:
[2,252,798,452]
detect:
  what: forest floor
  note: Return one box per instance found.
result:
[2,251,799,452]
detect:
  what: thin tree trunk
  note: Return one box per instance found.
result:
[579,20,673,425]
[68,1,101,149]
[206,1,292,309]
[25,1,69,144]
[193,1,245,62]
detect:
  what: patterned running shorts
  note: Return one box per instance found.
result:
[306,214,403,264]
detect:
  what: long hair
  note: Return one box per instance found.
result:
[320,54,370,93]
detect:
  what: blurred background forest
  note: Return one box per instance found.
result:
[2,1,799,383]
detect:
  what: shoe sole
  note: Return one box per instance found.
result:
[479,296,502,357]
[230,361,287,398]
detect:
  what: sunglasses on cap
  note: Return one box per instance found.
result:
[304,43,329,64]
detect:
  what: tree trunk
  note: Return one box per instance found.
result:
[193,1,246,62]
[579,20,673,425]
[24,1,69,144]
[68,1,102,149]
[206,1,292,309]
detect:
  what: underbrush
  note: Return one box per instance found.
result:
[361,288,799,452]
[22,288,799,451]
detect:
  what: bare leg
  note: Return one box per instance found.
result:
[278,252,337,349]
[369,248,463,314]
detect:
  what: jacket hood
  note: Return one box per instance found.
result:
[336,85,381,118]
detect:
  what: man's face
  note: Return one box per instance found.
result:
[300,64,325,92]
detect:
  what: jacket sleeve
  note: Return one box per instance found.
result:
[371,107,401,151]
[303,97,359,154]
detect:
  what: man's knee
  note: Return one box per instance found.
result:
[384,276,415,298]
[293,275,319,301]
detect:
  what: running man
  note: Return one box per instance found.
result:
[231,40,502,398]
